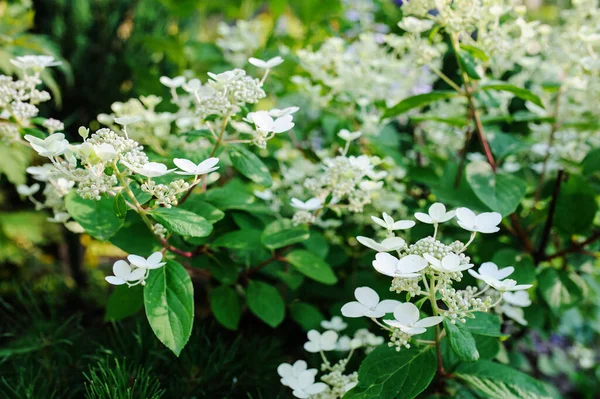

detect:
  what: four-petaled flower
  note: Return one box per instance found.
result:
[17,183,40,196]
[414,203,455,224]
[423,253,473,273]
[10,55,61,70]
[338,129,362,142]
[268,107,299,117]
[250,110,295,134]
[127,252,166,269]
[371,212,415,231]
[468,261,514,281]
[504,291,532,307]
[320,316,348,331]
[25,133,69,157]
[480,276,532,292]
[372,253,428,278]
[288,370,327,398]
[383,302,443,335]
[291,197,322,211]
[105,260,146,285]
[114,116,141,126]
[248,56,284,69]
[456,208,502,233]
[126,162,174,178]
[341,286,401,318]
[173,157,220,176]
[159,75,186,88]
[277,360,315,387]
[304,330,338,352]
[356,236,406,252]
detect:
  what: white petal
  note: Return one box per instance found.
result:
[341,301,368,318]
[105,276,126,285]
[380,237,406,251]
[393,302,420,326]
[504,291,531,307]
[438,210,456,223]
[113,260,132,279]
[292,360,308,375]
[392,220,415,230]
[441,254,461,271]
[296,370,316,387]
[303,342,320,353]
[272,115,294,133]
[248,57,267,68]
[354,286,380,308]
[320,330,338,350]
[423,253,440,267]
[477,212,502,231]
[397,255,428,273]
[127,254,147,268]
[428,203,446,220]
[478,262,499,277]
[127,267,146,281]
[371,216,388,229]
[173,158,198,173]
[372,252,399,277]
[401,326,427,335]
[413,316,444,328]
[252,111,274,130]
[356,236,380,251]
[382,213,394,226]
[196,157,220,173]
[277,363,293,379]
[495,266,515,280]
[456,207,477,228]
[305,382,327,395]
[414,212,433,224]
[375,299,402,314]
[147,252,163,265]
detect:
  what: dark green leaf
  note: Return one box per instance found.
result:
[210,285,241,330]
[289,302,324,331]
[582,148,600,176]
[150,207,213,238]
[113,192,128,219]
[262,219,309,249]
[457,50,481,80]
[285,250,337,285]
[178,197,225,224]
[480,83,544,108]
[538,268,584,313]
[474,335,500,359]
[64,191,124,240]
[466,161,526,216]
[444,319,479,362]
[228,146,272,187]
[105,285,144,322]
[144,259,194,356]
[246,280,285,327]
[345,345,436,399]
[464,312,503,337]
[212,229,264,250]
[110,213,158,255]
[554,175,598,234]
[383,91,459,118]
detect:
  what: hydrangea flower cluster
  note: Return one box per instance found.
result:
[278,317,383,398]
[341,203,532,351]
[0,55,61,142]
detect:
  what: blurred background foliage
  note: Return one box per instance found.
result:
[1,0,598,398]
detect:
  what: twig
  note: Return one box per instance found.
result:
[534,170,566,263]
[543,230,600,261]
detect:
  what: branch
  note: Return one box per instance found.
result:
[543,230,600,261]
[534,170,566,263]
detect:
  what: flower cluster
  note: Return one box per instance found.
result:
[216,19,265,67]
[278,317,382,398]
[105,252,166,286]
[342,203,532,351]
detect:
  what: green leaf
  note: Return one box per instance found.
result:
[0,142,29,185]
[228,146,272,187]
[178,197,225,224]
[383,91,458,119]
[474,335,500,359]
[105,285,144,322]
[466,161,526,216]
[285,250,337,285]
[554,175,598,234]
[144,259,194,356]
[64,191,124,241]
[262,219,309,250]
[460,44,490,61]
[457,50,481,80]
[110,213,157,255]
[444,319,479,362]
[289,302,324,331]
[455,360,553,399]
[480,83,544,108]
[492,249,536,284]
[464,312,503,337]
[538,268,584,313]
[210,285,241,330]
[345,345,437,399]
[149,207,212,238]
[246,280,285,327]
[113,192,128,219]
[212,229,264,250]
[582,148,600,176]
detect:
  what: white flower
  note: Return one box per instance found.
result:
[47,212,70,223]
[113,116,141,126]
[468,262,514,281]
[336,336,362,351]
[251,110,295,134]
[502,304,528,325]
[248,56,284,69]
[503,291,532,307]
[356,236,406,252]
[304,330,338,352]
[338,129,362,141]
[341,286,401,318]
[25,133,69,157]
[127,252,166,269]
[321,316,348,331]
[383,303,443,335]
[371,212,415,231]
[291,197,322,211]
[26,164,55,181]
[159,75,186,88]
[253,189,274,200]
[182,78,201,93]
[105,260,146,285]
[456,208,502,234]
[359,181,383,191]
[480,276,532,292]
[398,17,435,33]
[10,55,61,70]
[288,370,327,398]
[372,253,428,278]
[207,69,244,84]
[173,157,220,176]
[126,162,174,178]
[423,253,473,273]
[268,106,299,117]
[277,360,315,387]
[16,183,40,196]
[414,203,455,224]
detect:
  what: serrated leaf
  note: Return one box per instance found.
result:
[228,146,272,187]
[285,250,337,285]
[262,219,309,249]
[246,280,285,327]
[383,91,459,119]
[479,83,544,108]
[444,319,480,362]
[345,345,437,399]
[64,191,124,241]
[149,207,212,238]
[144,259,194,356]
[210,285,241,330]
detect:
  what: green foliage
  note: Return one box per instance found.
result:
[245,280,285,328]
[84,359,165,399]
[262,219,310,250]
[210,285,242,330]
[228,146,273,187]
[64,191,125,240]
[105,285,144,322]
[383,91,459,118]
[285,250,338,284]
[444,319,480,362]
[149,207,213,238]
